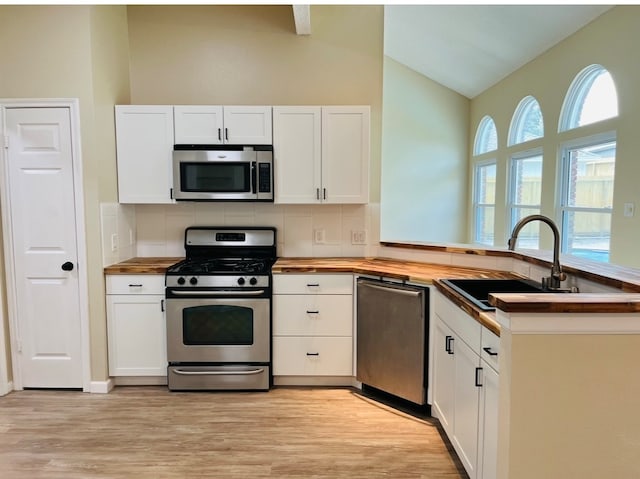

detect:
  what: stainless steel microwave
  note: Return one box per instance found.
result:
[172,145,273,201]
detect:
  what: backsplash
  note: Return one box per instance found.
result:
[101,202,379,265]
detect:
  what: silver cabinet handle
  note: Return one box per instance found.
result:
[483,347,498,356]
[218,128,222,141]
[128,284,143,288]
[172,368,265,376]
[323,188,327,200]
[306,352,319,356]
[306,310,319,314]
[316,188,320,200]
[361,282,422,297]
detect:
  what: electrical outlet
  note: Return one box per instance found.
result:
[314,229,326,244]
[624,203,635,217]
[351,230,367,245]
[111,233,118,253]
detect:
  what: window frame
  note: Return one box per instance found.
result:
[558,64,618,132]
[472,159,497,246]
[507,148,544,246]
[508,96,544,146]
[474,115,498,155]
[557,131,617,261]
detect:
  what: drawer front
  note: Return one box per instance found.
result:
[433,290,481,351]
[273,295,353,336]
[106,275,165,295]
[481,327,500,372]
[273,336,353,376]
[273,274,353,295]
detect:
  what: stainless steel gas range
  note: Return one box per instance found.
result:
[165,226,277,391]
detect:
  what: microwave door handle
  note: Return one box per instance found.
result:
[251,161,257,195]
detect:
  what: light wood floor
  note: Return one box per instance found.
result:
[0,386,468,478]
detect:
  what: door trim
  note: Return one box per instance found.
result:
[0,98,91,392]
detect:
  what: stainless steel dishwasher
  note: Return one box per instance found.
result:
[356,278,429,406]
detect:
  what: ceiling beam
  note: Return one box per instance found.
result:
[292,5,311,35]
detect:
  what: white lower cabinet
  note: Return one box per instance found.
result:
[105,275,167,377]
[432,290,499,479]
[272,274,353,381]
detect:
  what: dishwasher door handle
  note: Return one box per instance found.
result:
[359,281,422,297]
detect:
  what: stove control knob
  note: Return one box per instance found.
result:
[190,277,198,285]
[249,277,258,286]
[237,277,246,286]
[177,277,186,285]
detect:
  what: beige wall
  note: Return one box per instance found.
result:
[380,56,469,243]
[470,6,640,268]
[126,4,384,202]
[0,5,130,383]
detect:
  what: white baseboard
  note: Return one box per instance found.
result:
[0,380,13,396]
[90,378,114,394]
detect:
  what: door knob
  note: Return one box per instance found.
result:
[61,261,74,271]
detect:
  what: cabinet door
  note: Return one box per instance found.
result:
[115,106,174,204]
[321,106,370,203]
[223,106,273,145]
[432,316,456,436]
[478,362,499,479]
[106,294,167,376]
[452,336,481,479]
[273,106,322,203]
[174,105,223,144]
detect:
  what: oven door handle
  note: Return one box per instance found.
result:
[169,289,266,296]
[171,368,265,376]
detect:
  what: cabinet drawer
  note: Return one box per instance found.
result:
[481,327,500,372]
[273,274,353,294]
[106,275,165,295]
[273,336,353,376]
[273,294,353,336]
[433,290,481,351]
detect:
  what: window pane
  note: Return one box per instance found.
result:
[511,207,541,249]
[474,116,498,154]
[562,210,611,262]
[566,142,616,208]
[510,96,543,145]
[578,70,618,127]
[477,163,496,203]
[512,155,542,207]
[475,206,495,245]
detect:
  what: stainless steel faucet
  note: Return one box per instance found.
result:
[507,214,567,290]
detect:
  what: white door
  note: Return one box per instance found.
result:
[5,107,83,388]
[223,106,273,145]
[174,105,223,145]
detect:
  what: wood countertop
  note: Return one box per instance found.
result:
[104,256,640,335]
[103,257,182,275]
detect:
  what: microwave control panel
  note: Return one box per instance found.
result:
[258,163,272,193]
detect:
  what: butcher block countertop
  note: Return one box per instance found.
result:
[104,256,640,336]
[103,257,182,275]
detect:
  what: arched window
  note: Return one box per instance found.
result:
[473,116,498,154]
[559,65,618,132]
[508,96,543,145]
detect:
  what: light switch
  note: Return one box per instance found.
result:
[624,203,635,217]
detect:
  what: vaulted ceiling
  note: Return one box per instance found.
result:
[384,5,613,98]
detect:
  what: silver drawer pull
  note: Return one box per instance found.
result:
[483,347,498,357]
[306,352,320,356]
[172,368,265,376]
[306,310,319,314]
[306,283,320,287]
[128,284,143,287]
[170,290,265,296]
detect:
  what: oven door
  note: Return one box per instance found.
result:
[166,296,270,363]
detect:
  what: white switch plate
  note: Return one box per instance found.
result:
[111,233,118,252]
[624,203,635,217]
[314,229,326,244]
[351,230,367,245]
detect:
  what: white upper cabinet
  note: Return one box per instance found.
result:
[174,105,272,145]
[273,106,370,204]
[115,105,175,204]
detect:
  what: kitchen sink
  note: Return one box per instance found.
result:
[440,278,545,311]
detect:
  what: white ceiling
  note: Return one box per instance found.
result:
[384,5,613,99]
